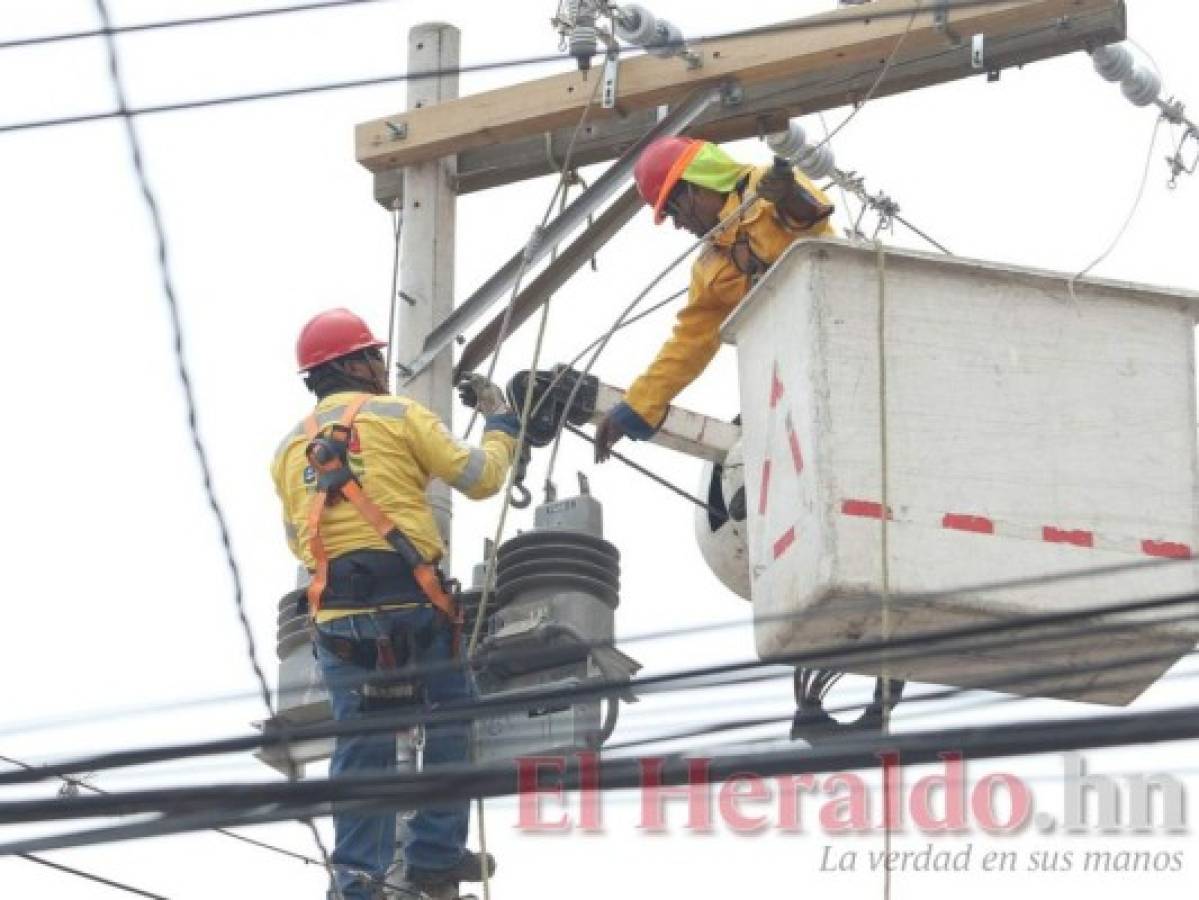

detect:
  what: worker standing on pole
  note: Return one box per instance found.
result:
[271,308,515,900]
[594,137,835,461]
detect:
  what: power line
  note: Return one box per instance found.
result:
[90,0,337,883]
[0,752,323,866]
[16,852,169,899]
[0,1,1029,135]
[1,553,1192,743]
[0,0,399,51]
[3,697,1199,857]
[2,584,1195,790]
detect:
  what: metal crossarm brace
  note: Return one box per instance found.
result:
[397,83,729,384]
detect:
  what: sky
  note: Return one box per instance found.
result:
[0,0,1196,897]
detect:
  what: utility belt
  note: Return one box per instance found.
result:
[316,615,438,712]
[321,549,427,611]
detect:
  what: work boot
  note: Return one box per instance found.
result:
[404,852,496,898]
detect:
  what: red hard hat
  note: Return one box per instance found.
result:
[296,308,387,372]
[633,136,703,224]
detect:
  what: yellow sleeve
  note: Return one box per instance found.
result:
[269,452,302,561]
[404,402,517,500]
[623,259,731,428]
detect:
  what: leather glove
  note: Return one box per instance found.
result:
[457,373,510,417]
[593,410,627,463]
[758,157,833,228]
[756,158,800,205]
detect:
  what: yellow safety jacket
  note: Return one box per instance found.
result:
[271,391,516,579]
[621,166,835,432]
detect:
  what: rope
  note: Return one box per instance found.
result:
[89,1,340,890]
[385,207,403,385]
[539,188,768,491]
[461,68,604,439]
[875,241,895,900]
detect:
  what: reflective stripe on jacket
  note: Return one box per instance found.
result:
[271,392,517,567]
[622,166,835,431]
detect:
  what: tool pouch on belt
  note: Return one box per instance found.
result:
[317,622,434,713]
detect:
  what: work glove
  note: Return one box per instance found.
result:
[758,157,833,228]
[457,373,510,417]
[593,410,627,463]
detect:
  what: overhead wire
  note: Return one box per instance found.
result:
[1066,115,1165,305]
[461,64,605,438]
[0,1,1030,136]
[0,753,324,867]
[3,581,1196,790]
[1,551,1193,749]
[1,552,1194,741]
[15,852,170,899]
[534,0,926,490]
[88,0,338,888]
[0,0,401,51]
[5,696,1199,856]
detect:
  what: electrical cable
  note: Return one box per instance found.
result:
[0,1,1032,136]
[1067,115,1164,305]
[813,0,925,154]
[3,583,1196,789]
[533,5,925,486]
[563,422,727,519]
[461,63,604,439]
[1,552,1192,742]
[0,753,323,866]
[537,190,762,490]
[15,852,170,899]
[5,697,1199,857]
[457,79,608,895]
[89,2,339,888]
[0,0,401,51]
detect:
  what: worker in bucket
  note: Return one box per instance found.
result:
[593,137,835,462]
[271,308,517,900]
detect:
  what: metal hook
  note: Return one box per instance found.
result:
[509,482,532,509]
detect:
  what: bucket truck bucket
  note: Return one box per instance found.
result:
[720,239,1199,705]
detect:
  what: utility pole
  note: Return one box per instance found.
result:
[396,22,459,554]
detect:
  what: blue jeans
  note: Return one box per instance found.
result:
[315,605,472,900]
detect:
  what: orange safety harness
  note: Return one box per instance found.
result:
[302,394,462,649]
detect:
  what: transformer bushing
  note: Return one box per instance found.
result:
[471,483,641,763]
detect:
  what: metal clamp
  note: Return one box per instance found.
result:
[971,33,985,70]
[602,50,620,109]
[933,0,961,46]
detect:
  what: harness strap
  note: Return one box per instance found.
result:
[302,395,462,650]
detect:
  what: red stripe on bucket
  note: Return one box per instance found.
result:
[942,514,994,534]
[770,366,784,409]
[758,460,772,516]
[1142,540,1192,559]
[786,422,805,474]
[842,499,887,520]
[1042,526,1094,548]
[773,527,797,559]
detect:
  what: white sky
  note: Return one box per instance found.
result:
[0,1,1196,898]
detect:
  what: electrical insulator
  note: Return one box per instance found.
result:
[796,142,836,180]
[647,18,683,59]
[1121,65,1162,107]
[766,122,808,159]
[1091,44,1134,83]
[569,4,598,71]
[614,3,658,46]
